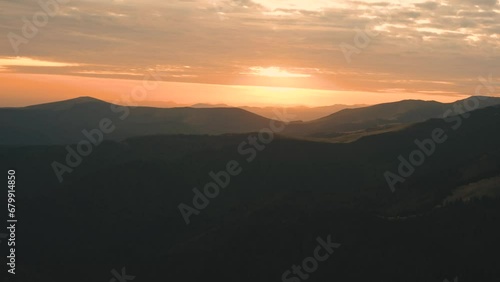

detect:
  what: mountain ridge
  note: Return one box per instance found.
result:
[4,96,500,145]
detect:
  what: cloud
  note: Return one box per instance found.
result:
[448,0,498,6]
[415,1,440,10]
[0,0,497,96]
[0,57,80,67]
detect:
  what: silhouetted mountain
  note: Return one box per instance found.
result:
[0,97,275,145]
[191,103,230,108]
[133,103,368,122]
[241,104,368,121]
[135,100,188,108]
[25,96,103,110]
[284,97,500,139]
[6,97,500,146]
[1,103,500,282]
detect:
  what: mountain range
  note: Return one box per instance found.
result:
[1,96,500,281]
[2,96,500,145]
[105,100,367,121]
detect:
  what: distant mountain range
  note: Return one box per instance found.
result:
[2,96,500,145]
[284,97,500,140]
[1,100,500,281]
[117,100,368,121]
[240,104,368,121]
[0,97,274,145]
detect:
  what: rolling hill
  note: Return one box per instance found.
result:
[1,103,500,282]
[240,104,368,121]
[284,97,500,139]
[0,97,276,145]
[5,96,500,146]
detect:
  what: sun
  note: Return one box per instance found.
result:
[235,65,321,95]
[247,66,311,78]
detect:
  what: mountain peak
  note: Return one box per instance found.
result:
[25,96,108,110]
[71,96,104,102]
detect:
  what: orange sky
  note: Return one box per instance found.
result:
[0,0,498,107]
[0,72,469,108]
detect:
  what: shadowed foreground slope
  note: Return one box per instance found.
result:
[1,105,500,281]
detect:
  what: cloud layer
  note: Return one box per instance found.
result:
[0,0,498,96]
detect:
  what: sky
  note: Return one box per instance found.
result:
[0,0,499,107]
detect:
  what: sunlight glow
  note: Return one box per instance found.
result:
[246,67,311,78]
[0,57,79,67]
